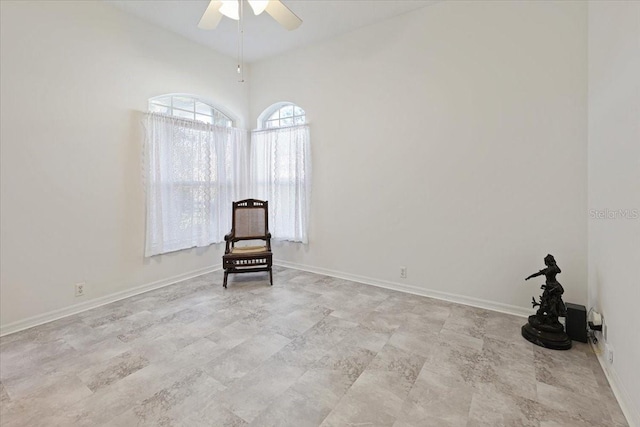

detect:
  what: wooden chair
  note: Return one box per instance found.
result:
[222,199,273,288]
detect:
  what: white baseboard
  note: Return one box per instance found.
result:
[591,340,639,427]
[0,264,222,337]
[275,260,532,318]
[1,261,529,337]
[3,260,634,425]
[277,260,638,425]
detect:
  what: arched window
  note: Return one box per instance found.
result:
[149,94,234,127]
[144,94,243,256]
[252,102,311,243]
[258,102,306,129]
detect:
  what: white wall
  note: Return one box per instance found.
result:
[588,2,640,425]
[250,1,588,313]
[3,0,635,420]
[0,1,591,329]
[0,1,249,329]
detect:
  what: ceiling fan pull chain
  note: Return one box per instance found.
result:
[237,0,245,83]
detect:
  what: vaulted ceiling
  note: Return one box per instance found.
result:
[107,0,438,63]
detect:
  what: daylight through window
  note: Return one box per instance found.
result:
[144,95,243,256]
[252,102,310,243]
[261,103,306,129]
[149,94,233,127]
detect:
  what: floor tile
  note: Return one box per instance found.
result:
[0,267,629,427]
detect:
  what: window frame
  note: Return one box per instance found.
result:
[252,102,310,243]
[257,102,306,130]
[144,95,241,256]
[149,94,235,127]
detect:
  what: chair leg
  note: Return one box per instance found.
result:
[269,269,273,286]
[223,271,228,289]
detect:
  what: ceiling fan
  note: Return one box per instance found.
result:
[198,0,302,31]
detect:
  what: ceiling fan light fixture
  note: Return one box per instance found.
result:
[248,0,268,15]
[219,0,239,20]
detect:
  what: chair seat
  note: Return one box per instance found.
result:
[229,245,269,255]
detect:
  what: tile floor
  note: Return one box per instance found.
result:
[0,267,628,426]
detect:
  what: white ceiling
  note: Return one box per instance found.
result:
[107,0,438,63]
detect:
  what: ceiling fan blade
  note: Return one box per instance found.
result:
[198,1,223,30]
[265,0,302,31]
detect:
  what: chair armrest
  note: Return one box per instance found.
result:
[265,231,272,251]
[224,231,234,254]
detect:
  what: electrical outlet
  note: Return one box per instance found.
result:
[400,266,407,279]
[606,344,614,364]
[75,282,85,297]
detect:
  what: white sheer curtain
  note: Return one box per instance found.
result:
[251,125,311,243]
[143,113,248,256]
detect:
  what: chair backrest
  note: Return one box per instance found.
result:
[232,199,269,239]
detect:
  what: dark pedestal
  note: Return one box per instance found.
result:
[522,315,572,350]
[565,303,588,343]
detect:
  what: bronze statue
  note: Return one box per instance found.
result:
[525,254,567,325]
[521,254,571,350]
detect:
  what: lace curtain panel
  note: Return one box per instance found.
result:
[251,125,311,243]
[143,113,248,256]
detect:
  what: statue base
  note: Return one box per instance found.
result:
[521,315,571,350]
